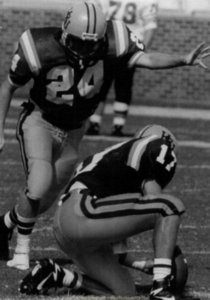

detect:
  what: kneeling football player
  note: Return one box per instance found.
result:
[20,124,187,300]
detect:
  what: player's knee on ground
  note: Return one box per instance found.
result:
[27,159,53,200]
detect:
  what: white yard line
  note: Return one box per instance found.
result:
[11,99,210,120]
[7,245,210,256]
[191,292,210,299]
[5,224,209,232]
[2,161,210,169]
[5,129,210,148]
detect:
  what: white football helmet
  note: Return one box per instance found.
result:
[135,124,178,156]
[61,2,107,68]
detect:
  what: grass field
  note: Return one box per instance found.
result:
[1,100,210,300]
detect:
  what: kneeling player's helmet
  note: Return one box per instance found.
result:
[171,245,188,296]
[61,2,107,68]
[135,124,179,188]
[135,124,178,156]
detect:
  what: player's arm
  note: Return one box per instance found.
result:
[143,27,156,49]
[0,39,32,152]
[0,79,18,151]
[139,1,158,49]
[116,180,161,273]
[143,179,162,195]
[134,42,210,69]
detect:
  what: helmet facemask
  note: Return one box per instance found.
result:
[61,31,106,69]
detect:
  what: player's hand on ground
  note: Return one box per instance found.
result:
[184,42,210,68]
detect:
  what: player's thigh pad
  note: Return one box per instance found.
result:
[54,190,185,255]
[17,110,55,199]
[78,192,185,219]
[17,109,54,170]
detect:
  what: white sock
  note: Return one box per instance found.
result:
[153,258,172,281]
[15,233,30,254]
[89,115,101,124]
[4,212,16,229]
[63,269,82,290]
[132,260,146,270]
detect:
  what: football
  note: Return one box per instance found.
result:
[171,245,188,296]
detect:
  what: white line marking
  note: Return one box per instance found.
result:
[6,118,16,124]
[2,160,210,169]
[190,292,210,299]
[7,223,209,232]
[0,161,22,166]
[10,100,210,120]
[126,249,210,255]
[179,165,210,169]
[5,130,210,148]
[112,105,210,120]
[7,246,210,255]
[5,129,16,135]
[33,227,52,233]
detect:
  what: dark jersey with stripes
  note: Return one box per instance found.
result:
[71,134,177,198]
[9,21,144,130]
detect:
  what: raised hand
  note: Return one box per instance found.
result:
[184,42,210,68]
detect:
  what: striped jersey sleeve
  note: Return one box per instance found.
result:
[127,135,158,171]
[8,30,40,87]
[107,20,145,62]
[19,30,41,75]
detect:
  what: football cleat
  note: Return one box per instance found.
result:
[19,258,65,295]
[111,125,124,137]
[86,122,100,135]
[7,252,29,270]
[150,275,175,300]
[0,215,13,260]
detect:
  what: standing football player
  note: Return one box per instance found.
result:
[0,2,209,271]
[86,0,158,136]
[20,124,186,300]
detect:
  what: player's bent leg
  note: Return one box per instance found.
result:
[39,124,85,214]
[19,257,112,296]
[7,191,42,270]
[73,244,136,296]
[39,155,78,214]
[54,190,185,245]
[8,158,53,270]
[149,196,185,300]
[112,63,135,136]
[54,190,185,297]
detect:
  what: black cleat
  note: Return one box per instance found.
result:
[111,125,124,137]
[19,258,65,295]
[0,215,13,260]
[86,122,100,135]
[150,276,175,300]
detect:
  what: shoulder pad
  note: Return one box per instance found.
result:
[106,20,130,57]
[19,27,60,75]
[20,29,42,75]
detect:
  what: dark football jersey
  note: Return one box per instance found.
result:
[9,21,144,130]
[71,132,177,198]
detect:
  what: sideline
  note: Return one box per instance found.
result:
[4,130,210,148]
[11,99,210,120]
